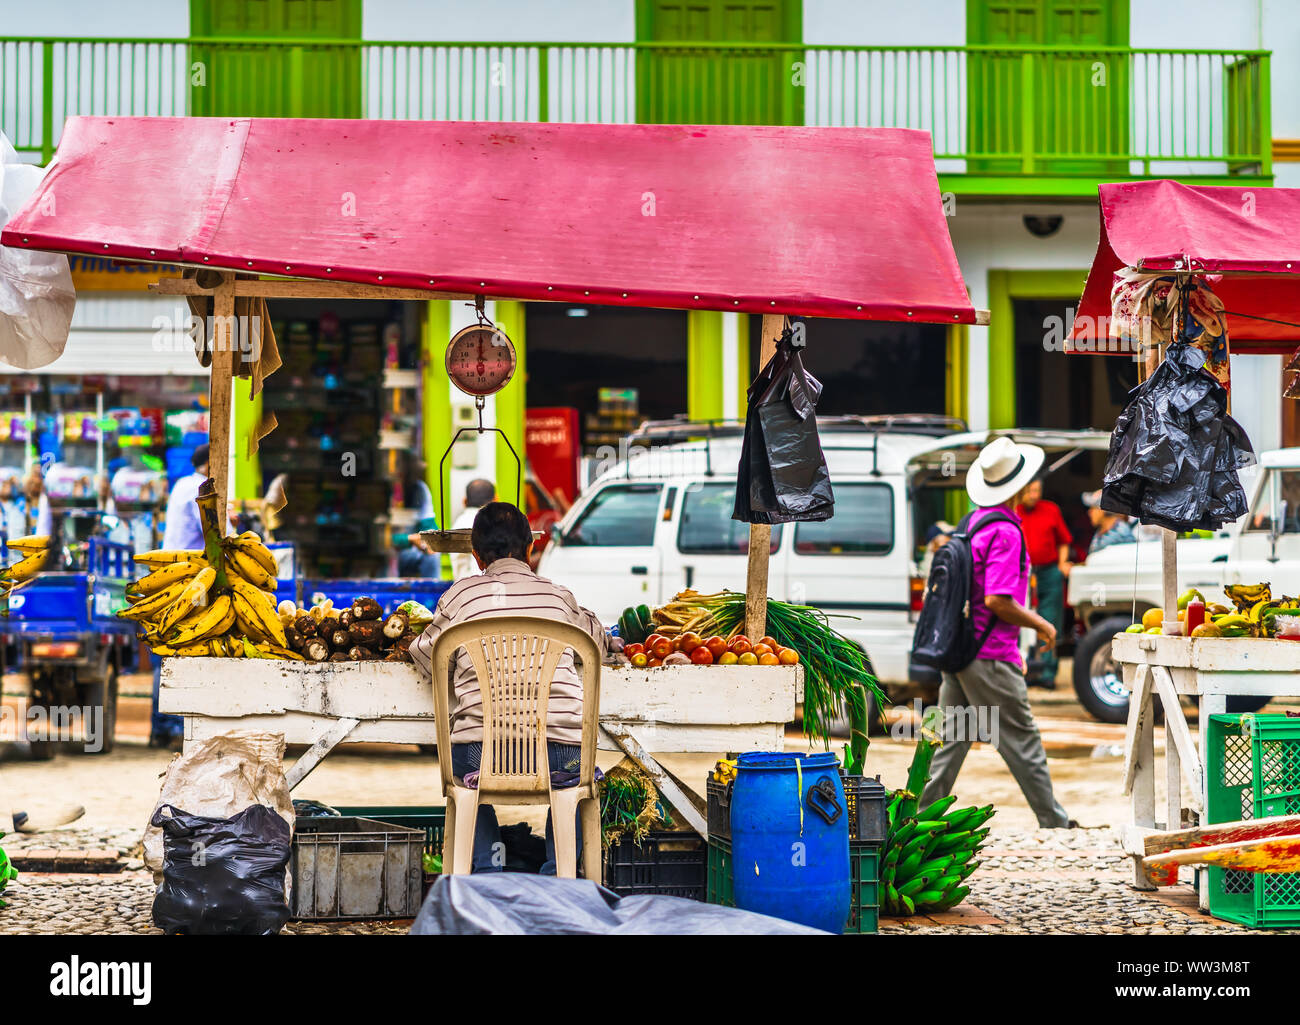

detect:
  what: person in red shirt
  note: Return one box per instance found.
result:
[1014,479,1073,688]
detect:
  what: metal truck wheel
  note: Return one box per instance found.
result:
[82,665,119,755]
[1073,617,1136,724]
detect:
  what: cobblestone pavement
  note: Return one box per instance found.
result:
[2,825,1296,935]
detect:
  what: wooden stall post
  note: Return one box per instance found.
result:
[209,274,236,527]
[744,313,785,640]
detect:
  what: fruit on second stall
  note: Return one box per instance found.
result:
[622,624,801,668]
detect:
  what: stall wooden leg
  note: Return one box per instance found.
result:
[1122,665,1157,889]
[285,717,360,790]
[1197,693,1228,910]
[600,723,708,838]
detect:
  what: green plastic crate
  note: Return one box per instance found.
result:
[1206,714,1300,928]
[706,837,878,934]
[333,806,445,858]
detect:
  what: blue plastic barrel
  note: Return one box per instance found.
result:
[731,751,851,933]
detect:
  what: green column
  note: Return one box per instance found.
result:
[987,270,1017,430]
[492,300,528,510]
[687,310,724,422]
[422,301,453,575]
[734,313,751,420]
[232,383,261,500]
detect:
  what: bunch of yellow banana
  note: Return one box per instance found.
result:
[119,478,301,658]
[1,535,54,604]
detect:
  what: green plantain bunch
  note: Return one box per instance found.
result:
[881,706,995,916]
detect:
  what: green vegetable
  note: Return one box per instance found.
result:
[598,763,673,848]
[421,850,442,874]
[0,833,17,908]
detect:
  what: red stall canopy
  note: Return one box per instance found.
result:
[1,116,975,324]
[1071,179,1300,354]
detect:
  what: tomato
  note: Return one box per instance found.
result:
[630,653,648,668]
[644,633,664,649]
[777,647,800,665]
[729,636,752,656]
[650,638,673,660]
[704,635,728,659]
[737,651,758,666]
[758,652,780,666]
[717,650,739,665]
[623,643,645,659]
[646,657,663,668]
[752,643,774,658]
[758,636,779,651]
[677,632,703,654]
[689,645,714,665]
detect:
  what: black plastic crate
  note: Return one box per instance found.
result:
[707,777,732,842]
[842,775,888,846]
[603,831,707,900]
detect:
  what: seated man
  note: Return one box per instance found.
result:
[409,501,610,875]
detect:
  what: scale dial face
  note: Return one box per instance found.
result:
[445,324,517,397]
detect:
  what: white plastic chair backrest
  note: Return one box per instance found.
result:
[429,617,601,796]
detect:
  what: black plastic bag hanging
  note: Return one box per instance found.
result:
[1101,340,1255,533]
[150,803,291,935]
[733,322,834,524]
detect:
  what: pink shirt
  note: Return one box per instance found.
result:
[967,507,1029,665]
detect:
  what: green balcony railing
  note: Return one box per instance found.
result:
[0,37,1272,189]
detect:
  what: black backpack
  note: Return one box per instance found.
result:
[911,509,1027,674]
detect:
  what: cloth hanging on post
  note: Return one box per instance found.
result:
[733,323,834,525]
[1109,269,1230,389]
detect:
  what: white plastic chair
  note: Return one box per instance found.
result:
[430,617,602,880]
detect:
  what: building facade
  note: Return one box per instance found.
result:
[1,0,1291,507]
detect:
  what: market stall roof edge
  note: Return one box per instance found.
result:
[1071,179,1300,354]
[1,116,977,325]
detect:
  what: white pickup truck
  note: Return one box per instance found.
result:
[540,417,1109,723]
[1066,448,1298,722]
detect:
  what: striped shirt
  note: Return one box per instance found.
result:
[409,557,608,744]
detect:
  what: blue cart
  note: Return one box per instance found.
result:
[4,537,137,759]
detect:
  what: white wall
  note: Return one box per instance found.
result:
[803,0,964,45]
[363,0,634,41]
[2,1,187,37]
[947,201,1101,431]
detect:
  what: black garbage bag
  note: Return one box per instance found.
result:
[150,803,291,935]
[734,327,834,524]
[1101,342,1254,532]
[410,873,825,935]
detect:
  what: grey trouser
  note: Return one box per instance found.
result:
[919,657,1070,828]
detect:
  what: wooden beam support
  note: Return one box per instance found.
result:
[744,312,785,640]
[599,722,707,837]
[285,717,361,790]
[209,274,236,528]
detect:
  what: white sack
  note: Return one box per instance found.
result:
[143,731,295,887]
[0,132,75,369]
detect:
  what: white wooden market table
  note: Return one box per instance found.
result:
[159,659,802,836]
[1113,631,1300,905]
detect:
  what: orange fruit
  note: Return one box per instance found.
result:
[1141,608,1164,631]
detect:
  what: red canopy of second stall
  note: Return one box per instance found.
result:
[1,115,976,325]
[1071,179,1300,355]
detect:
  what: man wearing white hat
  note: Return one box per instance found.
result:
[920,436,1073,828]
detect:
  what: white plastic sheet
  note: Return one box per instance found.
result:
[0,133,74,370]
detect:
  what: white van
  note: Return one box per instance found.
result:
[538,417,1109,704]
